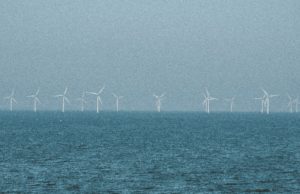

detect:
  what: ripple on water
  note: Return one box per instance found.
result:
[0,112,300,193]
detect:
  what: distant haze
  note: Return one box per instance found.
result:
[0,0,299,111]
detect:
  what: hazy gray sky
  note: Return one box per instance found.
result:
[0,0,299,111]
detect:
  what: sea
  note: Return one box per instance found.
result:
[0,112,300,193]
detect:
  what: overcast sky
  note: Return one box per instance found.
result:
[0,0,299,111]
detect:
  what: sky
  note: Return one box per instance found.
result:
[0,0,299,111]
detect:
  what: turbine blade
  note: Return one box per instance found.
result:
[36,97,41,104]
[36,88,40,95]
[54,95,63,97]
[98,97,103,104]
[205,88,209,96]
[64,87,68,95]
[99,86,105,94]
[87,92,97,95]
[64,97,70,104]
[261,88,268,95]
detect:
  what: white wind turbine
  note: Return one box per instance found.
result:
[112,93,123,112]
[254,96,265,113]
[87,86,105,113]
[224,96,235,112]
[76,92,87,112]
[4,89,17,111]
[54,87,70,112]
[294,97,299,113]
[287,94,294,113]
[261,88,279,114]
[27,88,41,112]
[153,93,165,112]
[202,88,217,113]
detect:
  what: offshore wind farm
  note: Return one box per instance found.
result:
[0,87,298,113]
[1,0,300,193]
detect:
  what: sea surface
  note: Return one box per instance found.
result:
[0,112,300,193]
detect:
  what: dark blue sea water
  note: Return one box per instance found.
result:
[0,112,300,193]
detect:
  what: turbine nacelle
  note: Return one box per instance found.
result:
[153,93,166,99]
[112,93,124,99]
[87,86,105,96]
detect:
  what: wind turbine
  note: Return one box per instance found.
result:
[4,89,17,111]
[87,86,105,113]
[287,94,299,113]
[294,97,299,113]
[112,93,123,112]
[54,87,70,112]
[76,92,87,112]
[287,94,294,113]
[202,88,217,113]
[27,88,41,112]
[261,88,279,114]
[224,96,235,112]
[153,93,165,112]
[254,96,265,113]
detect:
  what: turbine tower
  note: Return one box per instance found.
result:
[54,87,70,112]
[4,89,17,111]
[254,96,265,113]
[112,93,123,112]
[294,97,299,113]
[261,88,279,114]
[202,88,217,113]
[27,88,41,112]
[87,86,105,113]
[225,96,235,112]
[76,92,87,112]
[153,93,165,112]
[287,94,294,113]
